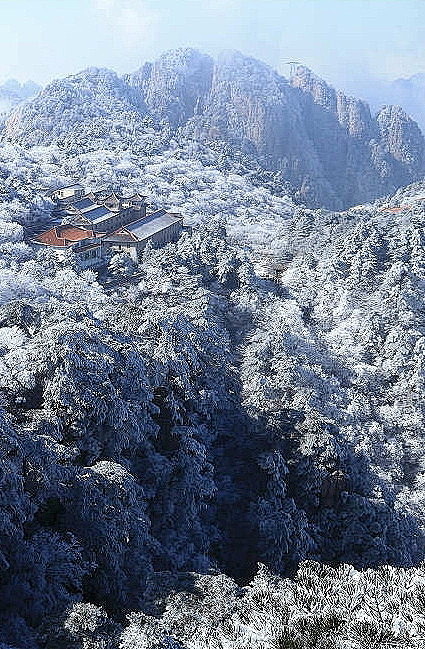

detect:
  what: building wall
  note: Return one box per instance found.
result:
[122,201,147,218]
[92,213,120,234]
[106,242,139,262]
[78,246,103,269]
[29,239,102,268]
[102,197,121,210]
[92,207,146,234]
[30,241,66,252]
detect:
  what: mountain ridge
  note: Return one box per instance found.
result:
[4,48,425,210]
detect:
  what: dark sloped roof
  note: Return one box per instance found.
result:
[102,211,182,244]
[51,183,84,193]
[72,197,96,211]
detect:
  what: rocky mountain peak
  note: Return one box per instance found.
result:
[4,49,425,210]
[291,65,337,110]
[127,47,214,127]
[291,65,375,139]
[376,104,425,174]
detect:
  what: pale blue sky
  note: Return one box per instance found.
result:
[1,0,425,96]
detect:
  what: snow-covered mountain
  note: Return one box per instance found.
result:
[3,49,425,648]
[4,48,425,210]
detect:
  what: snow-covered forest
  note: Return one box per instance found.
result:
[2,49,425,648]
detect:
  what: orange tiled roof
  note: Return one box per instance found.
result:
[35,225,94,247]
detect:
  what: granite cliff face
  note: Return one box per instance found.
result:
[127,48,214,128]
[289,65,425,207]
[376,104,425,171]
[4,49,425,209]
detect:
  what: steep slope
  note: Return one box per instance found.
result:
[4,49,425,209]
[1,140,425,646]
[182,52,339,208]
[291,65,425,207]
[131,50,425,208]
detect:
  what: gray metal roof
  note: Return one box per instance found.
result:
[124,211,182,241]
[79,205,116,223]
[73,197,96,210]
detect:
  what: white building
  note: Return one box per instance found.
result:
[50,183,85,202]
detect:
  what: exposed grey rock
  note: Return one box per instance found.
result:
[4,49,425,210]
[290,65,425,207]
[127,48,214,128]
[377,104,425,172]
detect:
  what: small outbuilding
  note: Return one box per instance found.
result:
[50,183,85,202]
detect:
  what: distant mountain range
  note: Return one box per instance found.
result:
[0,79,41,118]
[3,49,425,210]
[378,73,425,134]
